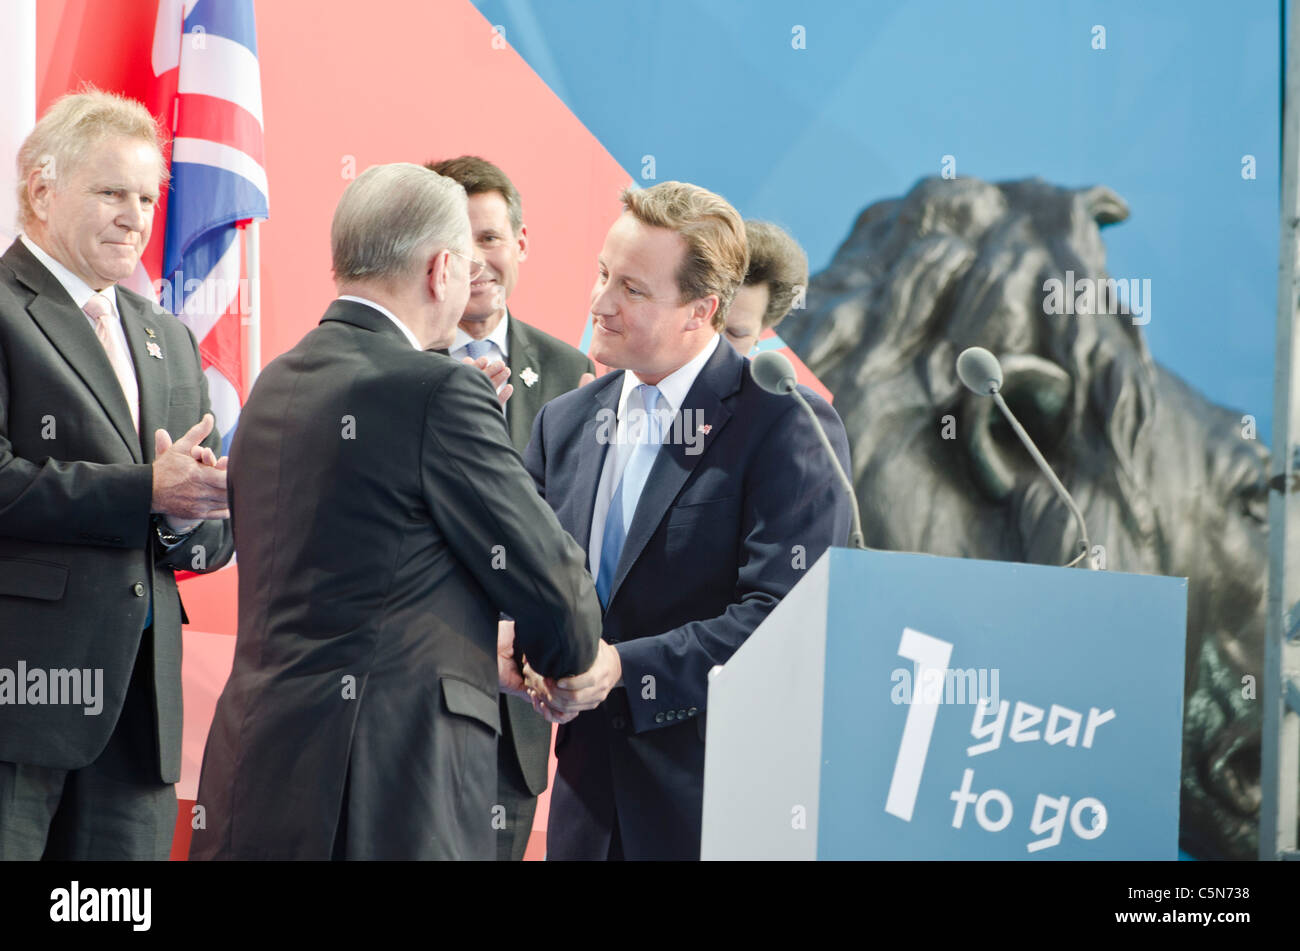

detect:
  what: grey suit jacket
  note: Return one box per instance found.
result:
[0,238,232,782]
[499,315,595,795]
[504,315,596,455]
[190,299,601,859]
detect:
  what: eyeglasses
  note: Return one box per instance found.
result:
[446,247,487,281]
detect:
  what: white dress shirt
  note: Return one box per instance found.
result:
[336,295,423,351]
[586,333,720,579]
[450,309,510,362]
[21,234,140,400]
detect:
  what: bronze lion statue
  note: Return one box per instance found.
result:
[780,176,1270,860]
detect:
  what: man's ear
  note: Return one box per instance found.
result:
[428,248,451,302]
[685,296,718,332]
[26,164,55,223]
[515,224,529,264]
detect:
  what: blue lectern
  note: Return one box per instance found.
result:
[700,548,1187,860]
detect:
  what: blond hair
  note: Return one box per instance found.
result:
[16,87,166,230]
[620,181,748,331]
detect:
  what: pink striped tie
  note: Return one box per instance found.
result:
[83,293,139,435]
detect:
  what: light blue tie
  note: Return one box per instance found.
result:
[596,384,665,607]
[465,338,507,416]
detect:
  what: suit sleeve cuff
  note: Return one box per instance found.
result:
[614,639,707,734]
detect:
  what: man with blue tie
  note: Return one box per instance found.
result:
[523,181,853,860]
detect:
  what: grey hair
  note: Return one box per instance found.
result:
[331,163,469,287]
[16,87,166,231]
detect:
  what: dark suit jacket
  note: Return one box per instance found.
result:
[504,314,595,454]
[0,238,232,782]
[190,299,601,860]
[524,338,853,860]
[500,315,594,796]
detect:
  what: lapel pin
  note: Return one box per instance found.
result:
[699,423,712,435]
[146,341,163,360]
[144,327,157,338]
[519,366,539,387]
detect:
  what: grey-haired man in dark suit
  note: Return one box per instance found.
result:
[191,163,600,860]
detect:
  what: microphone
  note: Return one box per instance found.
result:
[955,346,1003,396]
[956,346,1093,569]
[751,349,798,394]
[750,351,866,550]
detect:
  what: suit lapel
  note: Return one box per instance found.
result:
[8,242,143,462]
[606,341,740,605]
[506,317,540,450]
[571,374,621,559]
[119,294,166,463]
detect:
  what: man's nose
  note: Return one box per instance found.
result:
[590,285,618,317]
[118,195,149,231]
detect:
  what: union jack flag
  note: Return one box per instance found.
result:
[151,0,268,455]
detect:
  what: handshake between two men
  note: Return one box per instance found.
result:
[475,353,609,726]
[187,166,852,862]
[498,619,621,725]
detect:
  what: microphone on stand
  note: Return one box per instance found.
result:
[751,351,866,550]
[955,347,1093,569]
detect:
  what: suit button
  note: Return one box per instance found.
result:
[688,707,698,717]
[677,709,686,719]
[132,582,146,597]
[654,712,665,724]
[610,715,626,730]
[666,710,676,721]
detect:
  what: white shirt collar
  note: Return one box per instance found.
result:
[617,332,720,419]
[337,295,423,351]
[20,233,121,319]
[451,308,510,358]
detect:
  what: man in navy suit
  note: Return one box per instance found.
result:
[523,181,853,860]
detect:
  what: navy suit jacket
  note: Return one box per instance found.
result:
[524,338,853,860]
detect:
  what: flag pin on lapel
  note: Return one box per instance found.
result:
[146,342,163,360]
[520,367,539,387]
